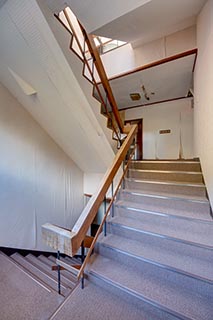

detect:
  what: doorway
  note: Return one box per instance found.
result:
[125,119,143,160]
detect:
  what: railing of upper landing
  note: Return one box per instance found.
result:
[55,7,125,143]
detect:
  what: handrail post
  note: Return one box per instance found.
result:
[81,242,85,289]
[104,196,107,236]
[122,160,126,189]
[111,180,114,217]
[57,250,61,294]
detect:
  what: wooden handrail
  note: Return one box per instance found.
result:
[62,8,124,133]
[42,124,137,278]
[80,28,124,133]
[61,8,121,142]
[77,136,137,280]
[71,124,137,255]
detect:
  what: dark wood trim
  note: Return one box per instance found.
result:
[69,37,84,63]
[107,49,197,82]
[120,96,191,112]
[84,193,111,203]
[54,13,72,35]
[83,235,94,248]
[52,265,66,271]
[84,30,124,132]
[125,118,143,160]
[192,49,198,72]
[62,9,123,139]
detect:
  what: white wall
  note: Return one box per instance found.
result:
[37,0,117,153]
[125,99,194,159]
[0,83,84,251]
[102,26,196,78]
[194,0,213,206]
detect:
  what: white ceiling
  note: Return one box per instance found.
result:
[45,0,152,34]
[46,0,206,46]
[94,53,196,110]
[0,0,7,8]
[0,0,114,173]
[92,0,207,46]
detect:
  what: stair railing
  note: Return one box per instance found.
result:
[42,124,137,289]
[55,7,124,143]
[77,139,137,288]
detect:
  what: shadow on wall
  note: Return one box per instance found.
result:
[0,83,84,251]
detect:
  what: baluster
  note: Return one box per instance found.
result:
[81,242,85,289]
[104,196,107,236]
[57,250,61,294]
[111,180,114,217]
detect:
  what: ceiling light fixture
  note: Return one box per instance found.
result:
[141,85,150,101]
[130,93,141,101]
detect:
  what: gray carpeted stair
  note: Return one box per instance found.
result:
[50,159,213,320]
[39,255,78,284]
[88,160,213,320]
[117,188,210,216]
[0,252,64,320]
[89,253,213,320]
[128,168,203,183]
[9,252,79,298]
[124,178,206,197]
[96,233,213,282]
[11,252,70,297]
[129,160,201,172]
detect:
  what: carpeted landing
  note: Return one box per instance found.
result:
[51,159,213,320]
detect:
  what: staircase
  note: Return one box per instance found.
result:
[51,159,213,320]
[0,250,79,319]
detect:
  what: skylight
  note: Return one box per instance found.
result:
[93,35,126,54]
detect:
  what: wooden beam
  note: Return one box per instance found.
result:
[42,223,75,257]
[56,259,79,276]
[84,193,112,203]
[52,265,66,271]
[83,235,94,248]
[106,49,198,82]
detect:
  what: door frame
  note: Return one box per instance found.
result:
[125,118,143,160]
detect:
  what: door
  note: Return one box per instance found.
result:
[125,119,143,160]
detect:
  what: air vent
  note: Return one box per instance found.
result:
[130,93,141,101]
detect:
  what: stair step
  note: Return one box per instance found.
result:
[0,252,64,320]
[51,280,180,320]
[10,253,69,296]
[115,200,212,222]
[128,169,203,183]
[116,195,212,220]
[129,160,201,172]
[90,254,213,320]
[117,189,210,216]
[64,256,82,265]
[108,215,213,248]
[26,254,75,289]
[124,178,206,197]
[45,255,78,284]
[48,255,81,267]
[96,233,213,283]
